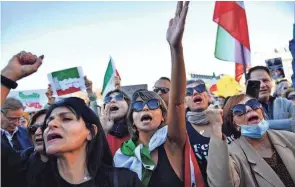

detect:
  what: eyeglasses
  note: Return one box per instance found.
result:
[186,84,206,96]
[232,99,261,116]
[132,99,160,112]
[28,123,43,134]
[288,95,295,101]
[1,110,21,122]
[104,94,124,104]
[153,87,170,94]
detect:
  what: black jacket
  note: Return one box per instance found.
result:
[1,142,143,187]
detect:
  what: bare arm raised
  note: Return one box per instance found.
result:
[166,1,189,148]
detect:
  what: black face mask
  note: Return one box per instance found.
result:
[108,118,129,138]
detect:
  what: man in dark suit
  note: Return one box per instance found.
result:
[1,97,33,151]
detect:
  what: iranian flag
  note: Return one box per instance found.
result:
[209,72,218,93]
[213,1,251,82]
[48,67,86,96]
[101,57,121,98]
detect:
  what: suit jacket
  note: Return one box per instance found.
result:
[207,130,295,187]
[1,127,33,151]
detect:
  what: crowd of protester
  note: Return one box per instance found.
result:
[1,2,295,187]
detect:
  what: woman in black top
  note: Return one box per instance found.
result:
[1,52,144,187]
[114,1,191,187]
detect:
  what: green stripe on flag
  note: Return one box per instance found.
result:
[102,58,114,94]
[52,67,80,81]
[214,26,236,62]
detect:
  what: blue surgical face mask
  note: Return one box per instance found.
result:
[240,119,269,139]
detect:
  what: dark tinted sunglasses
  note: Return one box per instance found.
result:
[232,99,261,116]
[132,99,160,112]
[186,84,206,96]
[288,95,295,100]
[153,87,170,94]
[28,124,43,134]
[104,94,124,104]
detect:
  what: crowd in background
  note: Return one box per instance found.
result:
[1,2,295,187]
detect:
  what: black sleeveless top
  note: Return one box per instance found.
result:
[147,144,183,187]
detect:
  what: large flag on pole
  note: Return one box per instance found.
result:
[213,1,251,82]
[101,57,121,98]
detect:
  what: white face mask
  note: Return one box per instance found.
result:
[239,119,269,139]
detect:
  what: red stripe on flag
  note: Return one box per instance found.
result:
[56,87,81,96]
[184,135,205,187]
[235,63,251,82]
[115,70,121,80]
[209,84,218,93]
[213,1,250,50]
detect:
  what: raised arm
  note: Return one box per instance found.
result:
[1,51,44,106]
[166,1,189,147]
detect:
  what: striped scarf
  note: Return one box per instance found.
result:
[114,126,205,187]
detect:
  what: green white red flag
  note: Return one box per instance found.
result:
[101,57,121,98]
[213,1,251,82]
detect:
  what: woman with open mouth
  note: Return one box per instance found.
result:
[114,2,204,187]
[207,94,295,187]
[101,89,131,155]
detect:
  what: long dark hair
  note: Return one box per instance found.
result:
[127,89,167,140]
[42,97,113,186]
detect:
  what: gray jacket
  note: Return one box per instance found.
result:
[268,97,295,132]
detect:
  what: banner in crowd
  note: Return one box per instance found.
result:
[48,67,86,96]
[121,84,148,99]
[265,57,285,80]
[215,75,243,98]
[7,89,47,112]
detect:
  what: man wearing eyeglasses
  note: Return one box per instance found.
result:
[1,97,33,151]
[153,77,170,106]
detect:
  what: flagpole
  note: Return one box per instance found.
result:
[241,43,247,83]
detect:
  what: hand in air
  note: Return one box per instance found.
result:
[205,108,223,138]
[100,104,115,133]
[1,51,44,81]
[166,1,190,48]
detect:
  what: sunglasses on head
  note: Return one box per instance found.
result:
[28,123,43,134]
[232,99,261,116]
[153,87,170,94]
[104,94,124,104]
[132,99,160,112]
[288,95,295,100]
[186,84,206,96]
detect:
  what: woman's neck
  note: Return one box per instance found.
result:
[246,132,272,151]
[137,130,156,146]
[57,146,90,184]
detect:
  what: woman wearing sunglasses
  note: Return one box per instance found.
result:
[207,94,295,187]
[114,2,205,187]
[101,89,131,155]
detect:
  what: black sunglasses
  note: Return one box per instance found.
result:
[132,99,160,112]
[28,124,43,134]
[287,95,295,100]
[153,87,170,94]
[186,84,206,96]
[104,94,124,104]
[232,99,261,116]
